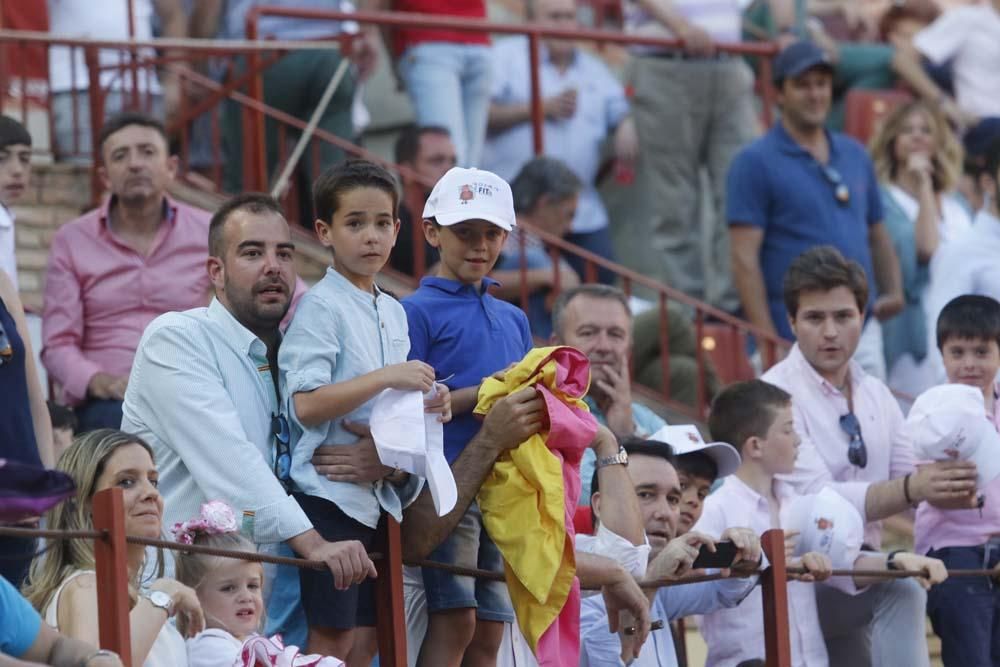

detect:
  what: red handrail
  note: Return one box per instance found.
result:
[245,6,780,192]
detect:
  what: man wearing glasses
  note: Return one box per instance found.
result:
[727,40,904,377]
[761,245,979,667]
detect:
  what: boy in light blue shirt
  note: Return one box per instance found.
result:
[279,160,451,661]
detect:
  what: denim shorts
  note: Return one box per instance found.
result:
[421,502,513,622]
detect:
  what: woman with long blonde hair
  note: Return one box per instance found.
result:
[22,429,204,666]
[869,99,971,395]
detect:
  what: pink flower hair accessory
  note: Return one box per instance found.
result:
[171,500,239,545]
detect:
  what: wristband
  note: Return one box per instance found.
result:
[903,473,915,506]
[886,549,906,571]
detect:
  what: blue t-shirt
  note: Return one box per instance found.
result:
[726,122,883,340]
[403,276,533,463]
[0,575,42,658]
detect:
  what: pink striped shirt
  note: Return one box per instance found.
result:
[42,196,211,405]
[914,383,1000,555]
[762,344,917,549]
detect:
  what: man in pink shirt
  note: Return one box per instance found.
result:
[761,245,978,667]
[42,112,211,431]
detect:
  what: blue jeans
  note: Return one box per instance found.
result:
[927,544,1000,667]
[398,43,492,167]
[263,542,308,648]
[75,398,124,433]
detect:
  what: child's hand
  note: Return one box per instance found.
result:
[426,382,452,423]
[892,552,948,589]
[783,529,801,560]
[384,360,435,393]
[788,551,832,582]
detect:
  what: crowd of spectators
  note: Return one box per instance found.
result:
[3,1,1000,666]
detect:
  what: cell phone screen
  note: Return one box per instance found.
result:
[691,540,739,569]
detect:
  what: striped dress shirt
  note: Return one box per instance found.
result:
[122,298,312,546]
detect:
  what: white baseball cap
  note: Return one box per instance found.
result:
[781,488,864,569]
[649,424,742,479]
[370,386,456,517]
[903,383,1000,487]
[422,167,516,231]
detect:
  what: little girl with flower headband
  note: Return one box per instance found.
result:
[173,501,344,667]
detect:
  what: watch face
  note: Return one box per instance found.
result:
[148,590,171,608]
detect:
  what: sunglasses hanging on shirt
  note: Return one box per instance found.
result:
[820,164,851,206]
[0,319,12,366]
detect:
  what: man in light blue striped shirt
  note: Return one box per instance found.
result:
[121,194,376,604]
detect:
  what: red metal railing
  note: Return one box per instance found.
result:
[0,26,791,419]
[6,487,802,667]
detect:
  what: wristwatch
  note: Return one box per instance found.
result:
[596,446,628,470]
[886,550,905,571]
[144,589,174,617]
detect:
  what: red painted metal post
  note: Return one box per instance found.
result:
[694,310,706,416]
[374,516,407,667]
[244,15,269,192]
[528,33,544,155]
[760,528,792,667]
[92,488,133,667]
[126,0,139,108]
[84,46,106,203]
[759,55,775,128]
[658,294,671,402]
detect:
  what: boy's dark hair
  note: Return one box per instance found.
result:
[313,159,400,225]
[47,401,77,433]
[209,193,284,257]
[591,437,674,527]
[394,125,450,165]
[783,245,869,318]
[510,156,581,214]
[674,451,718,485]
[936,295,1000,349]
[708,380,792,454]
[97,112,169,154]
[0,115,31,151]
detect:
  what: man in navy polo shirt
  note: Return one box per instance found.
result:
[727,41,903,375]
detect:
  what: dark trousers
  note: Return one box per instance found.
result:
[0,535,37,587]
[75,398,124,433]
[927,543,1000,667]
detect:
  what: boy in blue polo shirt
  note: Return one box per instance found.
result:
[402,166,533,666]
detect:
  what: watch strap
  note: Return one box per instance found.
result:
[596,447,628,470]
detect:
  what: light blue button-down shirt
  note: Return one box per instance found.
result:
[482,37,629,234]
[279,268,422,529]
[122,298,312,546]
[580,573,756,666]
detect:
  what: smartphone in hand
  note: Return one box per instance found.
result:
[692,540,739,569]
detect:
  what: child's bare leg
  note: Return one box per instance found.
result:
[416,608,477,667]
[461,619,505,667]
[307,625,354,661]
[346,626,378,667]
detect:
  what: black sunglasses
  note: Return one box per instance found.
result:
[820,164,851,206]
[0,320,12,367]
[839,412,868,468]
[271,413,291,484]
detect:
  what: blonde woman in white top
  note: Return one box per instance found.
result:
[22,429,204,667]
